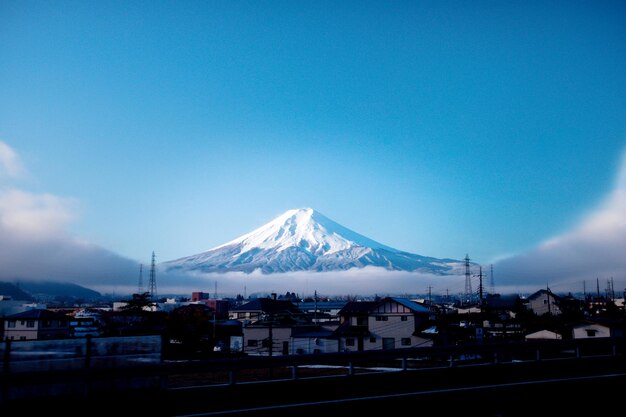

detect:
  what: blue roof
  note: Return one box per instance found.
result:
[387,297,431,313]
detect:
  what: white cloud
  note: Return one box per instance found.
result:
[495,150,626,294]
[148,266,467,299]
[0,143,137,289]
[0,141,25,178]
[0,188,76,239]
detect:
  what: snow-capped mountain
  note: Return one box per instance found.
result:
[162,208,465,275]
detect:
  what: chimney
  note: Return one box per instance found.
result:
[271,293,277,300]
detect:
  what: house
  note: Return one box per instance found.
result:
[367,297,434,350]
[335,298,434,352]
[571,321,612,339]
[69,308,105,338]
[294,300,347,323]
[229,297,309,325]
[335,301,376,351]
[231,297,311,356]
[290,324,339,354]
[526,289,562,316]
[4,309,70,340]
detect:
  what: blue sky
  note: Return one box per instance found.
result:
[1,1,625,295]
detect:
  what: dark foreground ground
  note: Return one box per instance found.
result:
[4,354,625,416]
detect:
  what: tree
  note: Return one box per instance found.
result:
[120,292,154,312]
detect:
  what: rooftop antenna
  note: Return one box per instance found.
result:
[464,254,473,305]
[148,251,157,300]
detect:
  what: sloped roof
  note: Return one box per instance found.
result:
[338,301,377,315]
[528,289,561,302]
[231,298,305,315]
[6,308,69,320]
[382,297,431,313]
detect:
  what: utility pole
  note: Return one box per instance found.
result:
[314,290,318,324]
[546,283,552,315]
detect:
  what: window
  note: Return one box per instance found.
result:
[401,316,408,321]
[375,316,388,321]
[401,338,411,346]
[247,339,258,347]
[585,329,597,337]
[356,317,367,326]
[369,337,376,343]
[26,321,35,328]
[7,320,16,328]
[42,320,51,328]
[345,338,355,346]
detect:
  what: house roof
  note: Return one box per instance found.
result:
[381,297,431,313]
[528,289,561,302]
[231,298,303,315]
[338,301,377,315]
[6,308,69,320]
[295,301,348,310]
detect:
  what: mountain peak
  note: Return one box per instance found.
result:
[163,209,464,275]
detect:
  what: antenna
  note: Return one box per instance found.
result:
[148,251,157,300]
[489,264,495,295]
[214,280,218,299]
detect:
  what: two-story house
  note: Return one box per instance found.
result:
[526,289,562,316]
[337,298,433,352]
[4,309,70,340]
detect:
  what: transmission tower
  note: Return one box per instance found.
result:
[148,251,157,300]
[137,263,144,294]
[489,264,495,295]
[464,254,473,305]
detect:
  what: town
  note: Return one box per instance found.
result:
[2,283,624,360]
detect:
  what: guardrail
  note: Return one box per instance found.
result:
[1,336,624,403]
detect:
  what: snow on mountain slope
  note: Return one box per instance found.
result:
[162,208,464,275]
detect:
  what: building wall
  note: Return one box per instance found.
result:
[291,337,339,354]
[572,324,611,339]
[4,318,69,341]
[243,326,292,356]
[528,294,562,316]
[369,311,416,349]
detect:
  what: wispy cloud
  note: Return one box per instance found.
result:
[495,150,626,294]
[0,141,26,178]
[0,142,137,290]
